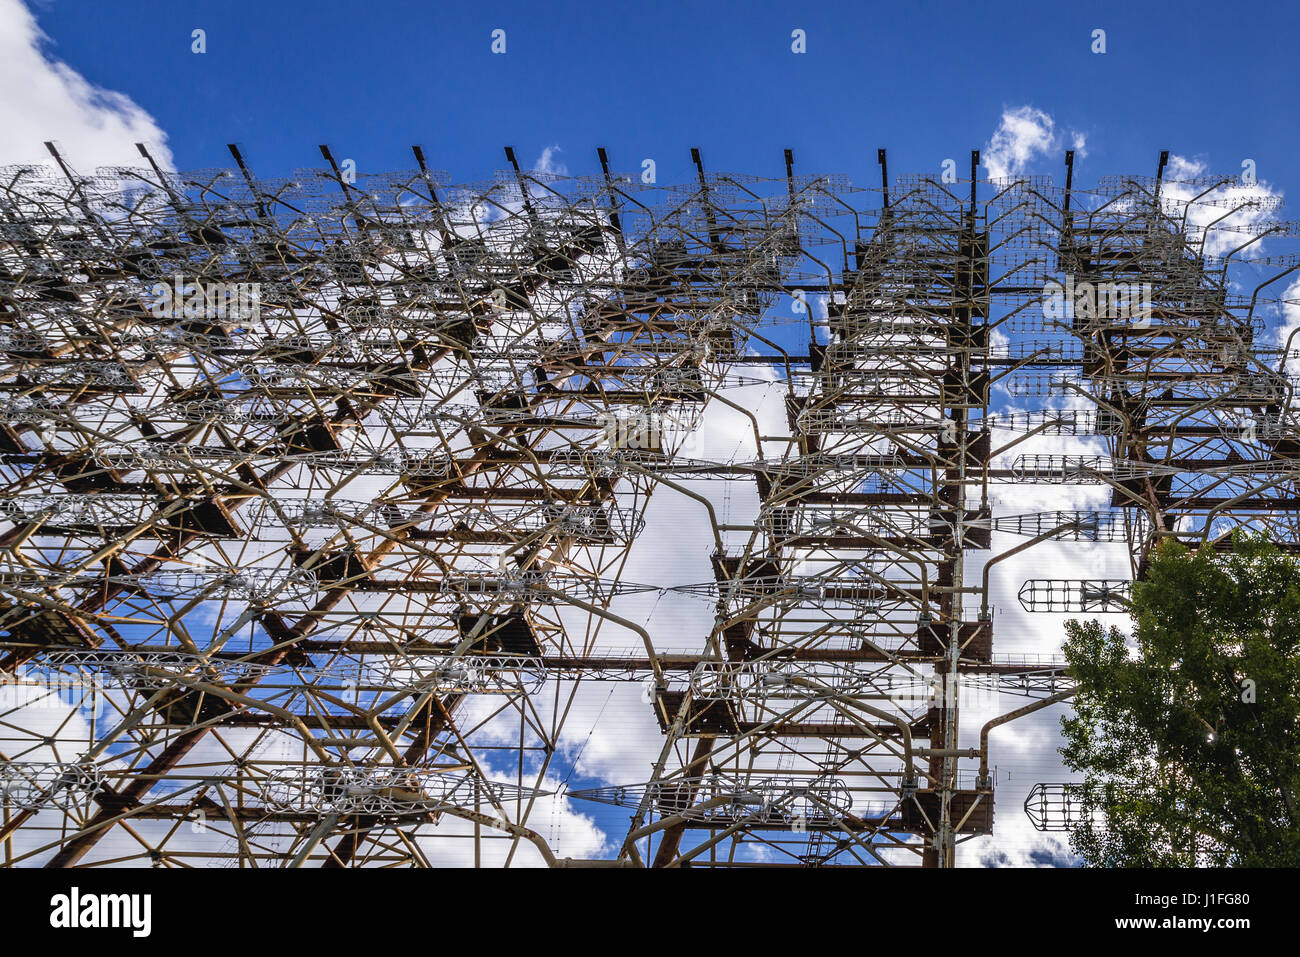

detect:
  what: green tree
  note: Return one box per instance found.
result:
[1060,534,1300,866]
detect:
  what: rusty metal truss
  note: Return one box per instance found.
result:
[0,143,1296,868]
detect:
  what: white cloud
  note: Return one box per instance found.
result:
[1160,153,1284,261]
[1277,276,1300,366]
[983,106,1057,182]
[0,0,171,170]
[534,145,566,176]
[415,770,610,867]
[982,105,1086,182]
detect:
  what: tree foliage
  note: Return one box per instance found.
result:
[1060,534,1300,866]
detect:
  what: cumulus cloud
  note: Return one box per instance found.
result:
[982,106,1085,182]
[416,770,610,867]
[1160,153,1284,260]
[0,0,171,169]
[1155,154,1298,366]
[1278,276,1300,364]
[534,145,566,176]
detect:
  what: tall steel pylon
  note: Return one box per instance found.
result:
[0,144,1293,866]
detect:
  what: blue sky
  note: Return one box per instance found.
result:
[24,0,1300,188]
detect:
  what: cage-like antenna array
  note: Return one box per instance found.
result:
[1,143,1295,867]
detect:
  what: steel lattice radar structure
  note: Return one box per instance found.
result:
[0,142,1296,867]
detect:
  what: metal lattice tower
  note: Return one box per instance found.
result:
[0,143,1295,867]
